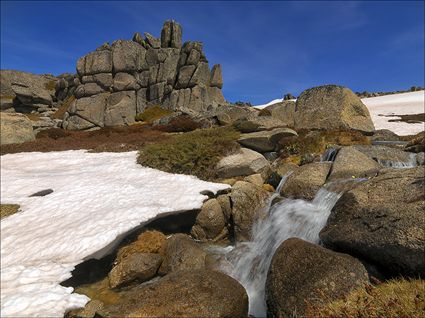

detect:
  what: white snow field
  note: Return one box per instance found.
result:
[362,91,424,135]
[0,150,229,317]
[254,90,425,135]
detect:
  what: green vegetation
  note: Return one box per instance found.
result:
[138,127,240,180]
[307,278,425,318]
[279,129,370,159]
[1,204,20,219]
[52,95,75,120]
[135,106,173,123]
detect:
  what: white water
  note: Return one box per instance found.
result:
[222,187,342,317]
[377,152,417,168]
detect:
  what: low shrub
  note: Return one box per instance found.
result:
[153,115,202,133]
[306,278,425,318]
[137,126,240,180]
[135,106,172,123]
[279,129,370,159]
[37,128,71,140]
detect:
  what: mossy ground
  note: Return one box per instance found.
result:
[137,126,240,181]
[135,106,173,123]
[306,278,425,318]
[0,204,20,219]
[279,129,371,160]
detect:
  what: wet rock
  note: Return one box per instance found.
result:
[405,131,425,153]
[372,129,401,142]
[272,160,299,177]
[29,189,53,197]
[0,113,35,145]
[238,128,298,153]
[216,148,270,179]
[108,253,162,288]
[66,300,104,318]
[294,85,375,132]
[353,145,416,167]
[230,181,270,241]
[328,146,381,180]
[280,162,332,200]
[100,269,248,318]
[266,238,369,318]
[191,199,227,241]
[417,152,425,165]
[158,234,207,275]
[320,166,425,276]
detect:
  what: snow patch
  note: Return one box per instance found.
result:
[362,91,424,136]
[1,150,229,317]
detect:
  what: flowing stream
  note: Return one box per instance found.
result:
[221,177,343,317]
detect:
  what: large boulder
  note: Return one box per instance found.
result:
[100,270,248,318]
[191,198,227,241]
[328,146,381,180]
[230,181,271,241]
[280,162,332,200]
[158,234,207,275]
[320,166,425,276]
[266,238,369,318]
[294,85,375,133]
[0,113,35,145]
[238,128,298,153]
[405,131,425,153]
[216,148,270,179]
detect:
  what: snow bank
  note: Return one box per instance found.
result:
[0,150,229,317]
[362,91,424,136]
[254,98,284,109]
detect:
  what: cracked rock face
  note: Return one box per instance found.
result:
[320,166,425,277]
[63,20,225,130]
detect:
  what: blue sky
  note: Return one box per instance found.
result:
[1,1,424,104]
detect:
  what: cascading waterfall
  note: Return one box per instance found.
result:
[222,177,343,317]
[376,152,417,168]
[321,147,338,162]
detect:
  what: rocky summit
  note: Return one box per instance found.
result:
[62,20,225,130]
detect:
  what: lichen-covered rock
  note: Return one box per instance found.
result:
[263,100,296,127]
[320,166,425,277]
[238,128,298,153]
[210,64,223,89]
[77,49,113,76]
[294,85,375,132]
[216,148,270,179]
[112,40,146,73]
[158,234,207,275]
[191,199,227,241]
[108,253,162,288]
[67,92,109,129]
[280,162,332,200]
[230,181,270,241]
[100,270,248,318]
[266,238,369,318]
[104,91,136,126]
[0,113,35,145]
[328,146,381,180]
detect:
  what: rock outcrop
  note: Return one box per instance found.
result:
[266,238,369,318]
[0,113,35,145]
[100,270,248,318]
[320,166,425,276]
[294,85,375,133]
[63,20,226,130]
